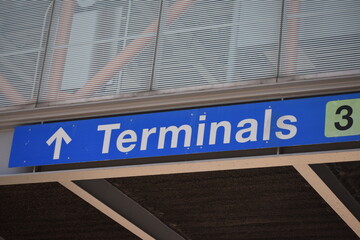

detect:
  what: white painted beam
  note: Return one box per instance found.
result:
[60,180,155,240]
[0,149,359,185]
[294,164,360,238]
[73,179,185,240]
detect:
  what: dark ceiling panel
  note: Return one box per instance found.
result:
[108,167,358,240]
[327,161,360,203]
[0,182,139,240]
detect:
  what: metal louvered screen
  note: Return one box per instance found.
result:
[1,0,360,109]
[153,0,282,90]
[0,1,52,108]
[280,0,360,77]
[39,0,160,103]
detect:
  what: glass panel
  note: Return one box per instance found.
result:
[280,0,360,77]
[153,0,282,90]
[0,1,52,108]
[61,10,98,90]
[40,0,160,103]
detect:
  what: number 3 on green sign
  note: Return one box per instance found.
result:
[325,99,360,137]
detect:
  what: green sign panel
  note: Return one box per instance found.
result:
[325,98,360,137]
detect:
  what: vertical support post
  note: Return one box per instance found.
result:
[276,0,286,82]
[284,0,300,75]
[47,0,75,100]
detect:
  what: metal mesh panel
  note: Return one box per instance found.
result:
[1,1,360,109]
[39,0,160,103]
[153,0,282,90]
[0,1,52,108]
[280,0,360,77]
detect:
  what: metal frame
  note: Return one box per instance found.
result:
[60,180,156,240]
[1,1,360,238]
[1,149,358,185]
[68,179,185,240]
[294,164,360,237]
[0,75,359,130]
[311,164,360,222]
[1,149,359,238]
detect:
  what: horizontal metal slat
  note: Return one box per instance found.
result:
[39,0,161,103]
[0,1,52,109]
[280,0,360,77]
[154,0,282,90]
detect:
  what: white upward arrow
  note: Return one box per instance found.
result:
[46,127,72,160]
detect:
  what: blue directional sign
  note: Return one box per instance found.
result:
[9,93,360,167]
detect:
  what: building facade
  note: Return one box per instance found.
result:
[0,1,359,239]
